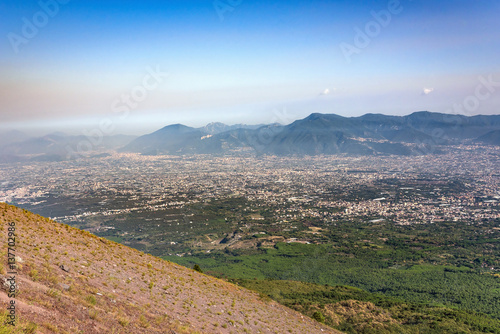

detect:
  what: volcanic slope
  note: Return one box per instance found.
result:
[0,203,338,334]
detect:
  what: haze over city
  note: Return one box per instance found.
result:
[1,0,500,135]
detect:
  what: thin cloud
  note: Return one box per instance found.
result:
[422,88,434,95]
[319,88,337,96]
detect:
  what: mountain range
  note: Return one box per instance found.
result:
[0,132,137,163]
[122,111,500,156]
[2,111,500,161]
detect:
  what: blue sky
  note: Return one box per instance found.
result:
[1,0,499,135]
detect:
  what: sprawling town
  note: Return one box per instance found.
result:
[1,146,499,256]
[2,146,500,331]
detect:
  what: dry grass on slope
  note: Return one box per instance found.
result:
[0,203,340,334]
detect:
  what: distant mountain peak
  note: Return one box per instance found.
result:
[306,112,324,119]
[157,124,195,132]
[164,123,189,128]
[205,121,226,126]
[107,111,500,157]
[303,113,346,122]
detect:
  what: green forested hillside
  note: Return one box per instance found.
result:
[165,218,500,333]
[236,279,500,334]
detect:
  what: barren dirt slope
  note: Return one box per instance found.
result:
[0,203,340,334]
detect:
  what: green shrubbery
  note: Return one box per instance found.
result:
[236,279,500,333]
[312,311,325,323]
[0,310,38,334]
[166,218,500,322]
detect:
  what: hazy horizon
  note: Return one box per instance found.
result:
[1,0,500,136]
[4,109,500,138]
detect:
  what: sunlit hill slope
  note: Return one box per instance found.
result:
[0,203,338,334]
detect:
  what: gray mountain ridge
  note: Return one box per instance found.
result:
[121,111,500,156]
[0,133,137,162]
[3,111,500,161]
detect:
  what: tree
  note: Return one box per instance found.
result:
[312,311,325,323]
